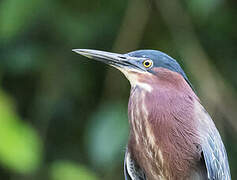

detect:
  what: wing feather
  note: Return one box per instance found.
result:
[196,103,231,180]
[124,148,146,180]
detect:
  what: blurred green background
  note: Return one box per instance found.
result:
[0,0,236,179]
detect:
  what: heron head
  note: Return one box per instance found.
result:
[73,49,191,91]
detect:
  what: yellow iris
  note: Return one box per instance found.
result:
[143,60,153,68]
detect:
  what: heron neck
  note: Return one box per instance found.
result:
[127,75,201,179]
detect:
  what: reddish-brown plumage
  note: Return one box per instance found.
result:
[128,67,203,179]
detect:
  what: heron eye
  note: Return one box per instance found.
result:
[143,60,153,68]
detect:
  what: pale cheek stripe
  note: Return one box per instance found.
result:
[117,68,153,92]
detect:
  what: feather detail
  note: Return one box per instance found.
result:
[194,101,231,180]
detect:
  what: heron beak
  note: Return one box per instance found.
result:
[72,49,145,71]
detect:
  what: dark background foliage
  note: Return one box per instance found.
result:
[0,0,236,179]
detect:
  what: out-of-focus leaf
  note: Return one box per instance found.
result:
[54,13,115,45]
[187,0,223,19]
[0,90,42,174]
[0,0,43,40]
[3,45,42,74]
[50,160,98,180]
[86,102,128,168]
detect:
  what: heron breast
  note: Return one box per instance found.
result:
[128,88,167,179]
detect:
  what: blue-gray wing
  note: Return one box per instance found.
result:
[124,148,146,180]
[200,110,231,180]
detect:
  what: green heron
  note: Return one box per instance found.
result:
[73,49,231,180]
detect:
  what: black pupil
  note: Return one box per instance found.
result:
[145,61,150,66]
